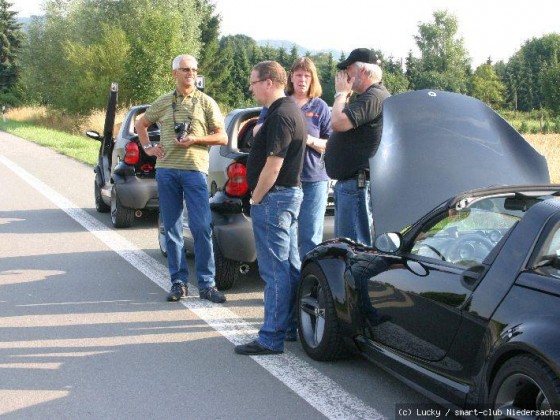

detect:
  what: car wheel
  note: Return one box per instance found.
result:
[213,234,240,290]
[110,186,134,228]
[94,178,110,213]
[297,263,349,361]
[490,355,560,415]
[158,212,167,257]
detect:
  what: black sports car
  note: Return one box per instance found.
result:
[298,90,560,413]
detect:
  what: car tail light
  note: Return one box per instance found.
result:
[140,163,154,173]
[124,142,140,165]
[225,162,248,197]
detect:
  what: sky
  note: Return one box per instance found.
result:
[12,0,560,67]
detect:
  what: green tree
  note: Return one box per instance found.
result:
[315,52,336,104]
[276,46,290,69]
[0,1,23,106]
[119,0,202,105]
[288,44,299,66]
[540,59,560,113]
[259,43,277,61]
[61,25,130,112]
[195,0,235,106]
[0,0,23,103]
[379,55,409,94]
[469,64,505,109]
[20,3,73,107]
[20,0,208,111]
[248,44,264,66]
[503,34,560,111]
[408,10,470,93]
[503,53,536,111]
[220,35,256,106]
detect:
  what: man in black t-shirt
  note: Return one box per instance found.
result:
[235,61,306,356]
[324,48,390,246]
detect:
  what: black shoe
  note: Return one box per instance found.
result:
[199,287,226,303]
[285,330,298,342]
[167,283,187,302]
[234,340,283,355]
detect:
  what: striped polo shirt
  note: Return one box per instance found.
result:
[143,89,224,173]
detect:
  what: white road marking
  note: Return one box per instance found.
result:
[1,154,385,420]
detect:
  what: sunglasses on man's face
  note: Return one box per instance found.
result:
[177,67,198,73]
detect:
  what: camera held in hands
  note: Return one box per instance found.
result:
[174,122,191,141]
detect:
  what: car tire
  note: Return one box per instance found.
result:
[490,354,560,414]
[110,186,134,228]
[297,263,350,361]
[213,234,240,290]
[94,178,110,213]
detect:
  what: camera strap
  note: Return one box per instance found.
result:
[172,89,198,127]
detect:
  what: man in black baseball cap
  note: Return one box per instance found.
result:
[324,47,390,246]
[336,48,381,70]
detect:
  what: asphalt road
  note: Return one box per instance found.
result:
[0,131,431,419]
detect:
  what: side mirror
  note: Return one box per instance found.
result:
[86,130,102,141]
[196,75,205,91]
[460,264,486,290]
[375,232,402,253]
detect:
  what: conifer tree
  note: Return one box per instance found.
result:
[0,0,23,103]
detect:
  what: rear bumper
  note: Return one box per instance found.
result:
[213,213,257,263]
[114,175,158,210]
[209,191,256,262]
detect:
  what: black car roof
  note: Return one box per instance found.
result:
[449,184,560,210]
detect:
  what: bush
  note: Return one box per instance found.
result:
[519,121,529,133]
[0,92,23,108]
[554,118,560,134]
[543,120,551,134]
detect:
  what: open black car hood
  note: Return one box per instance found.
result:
[370,90,550,236]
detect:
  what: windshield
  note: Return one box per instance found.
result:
[411,196,525,268]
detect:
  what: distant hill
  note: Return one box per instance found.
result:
[257,39,343,59]
[17,17,38,31]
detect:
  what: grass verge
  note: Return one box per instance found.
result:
[0,119,98,166]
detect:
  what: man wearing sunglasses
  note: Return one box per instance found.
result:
[136,54,228,304]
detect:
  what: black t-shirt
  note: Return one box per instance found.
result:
[324,83,390,180]
[247,97,307,191]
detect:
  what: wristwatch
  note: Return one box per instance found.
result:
[334,92,347,99]
[142,143,153,150]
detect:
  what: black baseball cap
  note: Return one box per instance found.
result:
[337,48,381,70]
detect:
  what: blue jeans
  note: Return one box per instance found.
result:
[333,179,372,246]
[299,180,328,259]
[156,168,216,289]
[251,187,303,351]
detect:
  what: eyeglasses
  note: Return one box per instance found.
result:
[177,67,198,73]
[249,79,266,87]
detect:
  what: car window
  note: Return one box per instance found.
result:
[411,197,520,268]
[132,111,158,133]
[237,117,258,152]
[533,222,560,278]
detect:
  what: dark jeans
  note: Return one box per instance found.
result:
[156,168,216,289]
[251,187,303,351]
